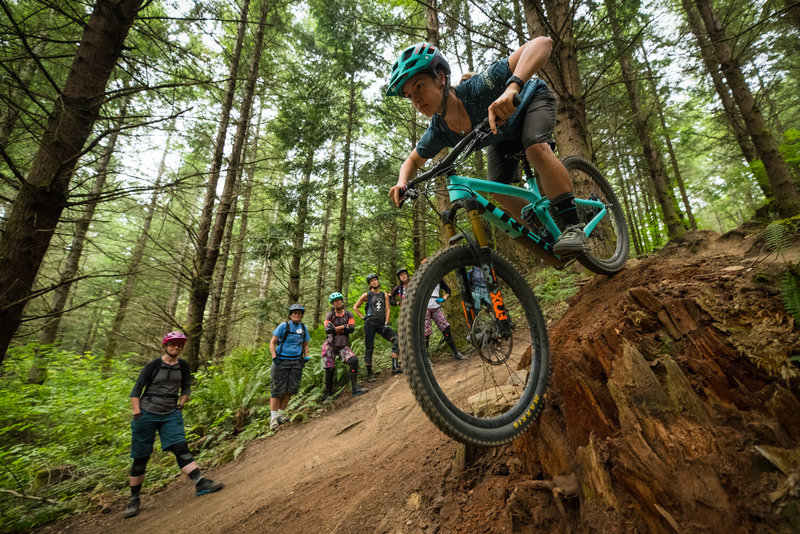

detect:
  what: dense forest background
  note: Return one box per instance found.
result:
[0,0,798,530]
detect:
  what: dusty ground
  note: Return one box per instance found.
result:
[36,226,800,533]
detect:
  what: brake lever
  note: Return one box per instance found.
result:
[397,185,420,208]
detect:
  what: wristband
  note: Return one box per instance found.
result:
[505,75,524,91]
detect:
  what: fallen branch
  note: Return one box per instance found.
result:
[0,488,61,505]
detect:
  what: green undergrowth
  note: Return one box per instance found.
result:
[0,320,397,532]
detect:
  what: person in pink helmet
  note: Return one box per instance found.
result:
[123,331,223,519]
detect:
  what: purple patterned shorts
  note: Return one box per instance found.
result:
[321,342,356,369]
[424,307,450,337]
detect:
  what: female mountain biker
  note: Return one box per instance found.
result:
[386,38,586,256]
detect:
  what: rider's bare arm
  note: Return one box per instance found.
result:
[488,36,553,133]
[390,149,428,207]
[353,293,368,319]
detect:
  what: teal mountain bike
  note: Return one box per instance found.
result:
[397,117,629,447]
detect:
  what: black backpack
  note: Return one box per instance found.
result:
[276,321,308,358]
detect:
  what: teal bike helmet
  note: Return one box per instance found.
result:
[387,42,451,97]
[329,291,344,303]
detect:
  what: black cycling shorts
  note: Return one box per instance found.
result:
[486,90,557,184]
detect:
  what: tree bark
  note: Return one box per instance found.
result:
[313,179,333,330]
[183,0,270,371]
[523,0,592,159]
[693,0,800,217]
[641,48,697,231]
[219,109,262,356]
[606,0,685,240]
[0,0,143,364]
[203,181,239,360]
[288,150,314,304]
[681,0,769,199]
[334,71,356,292]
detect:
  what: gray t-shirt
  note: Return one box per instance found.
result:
[140,362,184,414]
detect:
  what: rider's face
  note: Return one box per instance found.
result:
[333,298,344,309]
[402,73,443,117]
[399,273,408,283]
[165,341,185,357]
[369,278,380,288]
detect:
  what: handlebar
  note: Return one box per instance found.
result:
[399,94,522,207]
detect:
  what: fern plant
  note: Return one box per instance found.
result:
[765,221,789,255]
[782,264,800,324]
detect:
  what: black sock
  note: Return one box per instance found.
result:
[392,358,398,370]
[551,192,578,226]
[130,484,142,499]
[188,468,202,482]
[366,364,373,376]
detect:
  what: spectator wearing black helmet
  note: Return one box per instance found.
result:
[353,273,401,380]
[269,304,310,430]
[390,267,410,307]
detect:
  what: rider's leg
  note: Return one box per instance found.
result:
[520,93,584,254]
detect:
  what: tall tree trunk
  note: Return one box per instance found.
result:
[425,0,451,250]
[693,0,800,217]
[0,0,143,364]
[606,0,685,240]
[523,0,592,159]
[288,150,314,303]
[641,48,698,231]
[37,91,130,349]
[313,181,333,329]
[192,0,250,266]
[255,257,271,344]
[512,0,527,46]
[203,182,239,360]
[104,120,174,361]
[219,109,262,355]
[411,108,425,266]
[183,0,270,371]
[785,0,800,31]
[682,0,769,199]
[335,71,356,292]
[164,235,190,333]
[461,1,485,176]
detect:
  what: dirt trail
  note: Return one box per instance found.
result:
[41,364,469,534]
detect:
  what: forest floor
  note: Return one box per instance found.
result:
[35,225,800,534]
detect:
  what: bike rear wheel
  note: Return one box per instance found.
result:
[563,156,629,275]
[399,245,550,446]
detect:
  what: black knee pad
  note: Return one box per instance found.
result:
[443,326,452,340]
[167,442,194,468]
[130,455,150,477]
[348,357,359,374]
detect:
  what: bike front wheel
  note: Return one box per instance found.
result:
[563,156,630,275]
[399,245,550,446]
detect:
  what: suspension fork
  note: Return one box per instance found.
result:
[450,200,512,336]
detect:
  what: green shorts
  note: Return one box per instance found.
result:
[130,410,186,458]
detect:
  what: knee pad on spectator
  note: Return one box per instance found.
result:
[130,455,150,477]
[348,357,359,374]
[443,326,452,340]
[167,442,194,468]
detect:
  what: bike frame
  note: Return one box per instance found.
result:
[441,173,606,332]
[446,174,608,257]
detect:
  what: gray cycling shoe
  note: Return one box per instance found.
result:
[123,497,140,519]
[553,224,587,256]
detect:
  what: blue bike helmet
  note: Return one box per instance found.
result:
[387,42,451,97]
